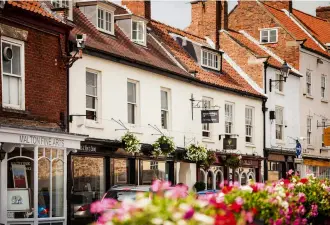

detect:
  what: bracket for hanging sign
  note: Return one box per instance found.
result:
[148,124,164,136]
[189,94,220,120]
[111,118,129,131]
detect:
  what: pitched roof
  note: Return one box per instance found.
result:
[292,9,330,45]
[71,7,191,78]
[261,2,330,58]
[6,0,65,23]
[150,20,262,96]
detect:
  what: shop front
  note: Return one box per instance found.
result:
[302,157,330,179]
[197,154,263,189]
[0,126,85,225]
[265,149,295,182]
[68,139,177,225]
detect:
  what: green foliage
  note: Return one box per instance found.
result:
[194,181,206,192]
[121,132,140,154]
[153,135,176,156]
[186,144,208,162]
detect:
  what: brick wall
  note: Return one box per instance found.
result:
[122,0,151,20]
[229,1,300,70]
[220,32,264,88]
[0,16,68,127]
[316,6,330,22]
[260,0,292,12]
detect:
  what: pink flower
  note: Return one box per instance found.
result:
[311,203,318,217]
[235,197,244,205]
[151,180,171,192]
[298,205,306,215]
[288,169,294,175]
[274,218,283,225]
[183,207,195,220]
[167,185,188,198]
[245,211,254,223]
[298,193,306,203]
[90,199,117,213]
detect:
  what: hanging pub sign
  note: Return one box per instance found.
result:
[223,137,237,150]
[201,110,219,123]
[324,127,330,147]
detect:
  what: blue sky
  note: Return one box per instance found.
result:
[150,1,330,29]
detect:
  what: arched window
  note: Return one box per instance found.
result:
[207,171,213,190]
[215,170,223,190]
[240,172,247,186]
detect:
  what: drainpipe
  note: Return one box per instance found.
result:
[263,62,268,181]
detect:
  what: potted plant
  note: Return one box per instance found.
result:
[185,143,208,162]
[153,135,175,156]
[194,181,206,192]
[121,132,140,154]
[225,154,241,168]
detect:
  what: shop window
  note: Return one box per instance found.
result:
[111,158,129,186]
[207,171,213,190]
[141,160,167,184]
[215,170,223,190]
[72,156,105,221]
[7,147,34,219]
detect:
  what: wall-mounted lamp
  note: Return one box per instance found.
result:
[0,143,6,162]
[269,61,291,92]
[317,58,323,64]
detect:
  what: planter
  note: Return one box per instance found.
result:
[160,143,170,151]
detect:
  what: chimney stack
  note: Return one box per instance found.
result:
[186,0,227,49]
[316,6,330,22]
[122,0,151,20]
[262,0,293,13]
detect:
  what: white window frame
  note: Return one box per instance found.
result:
[306,70,312,96]
[321,75,327,100]
[127,79,139,125]
[86,69,101,122]
[275,106,284,141]
[97,6,115,35]
[131,20,146,46]
[260,28,278,44]
[225,102,234,134]
[161,88,171,130]
[202,97,213,139]
[1,36,25,110]
[201,49,220,71]
[150,161,158,170]
[51,0,69,8]
[245,106,254,144]
[275,73,284,92]
[307,116,312,145]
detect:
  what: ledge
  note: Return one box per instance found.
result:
[85,121,104,129]
[305,95,314,100]
[321,99,328,103]
[202,138,215,144]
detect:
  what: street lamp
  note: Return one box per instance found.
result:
[269,61,291,92]
[0,143,6,162]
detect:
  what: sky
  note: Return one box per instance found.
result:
[149,1,330,30]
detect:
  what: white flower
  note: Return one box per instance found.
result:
[152,218,164,225]
[281,201,289,209]
[164,221,174,225]
[193,213,214,224]
[135,198,151,208]
[177,220,188,225]
[240,185,253,193]
[172,212,183,220]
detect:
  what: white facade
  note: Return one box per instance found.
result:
[69,54,264,188]
[299,49,330,176]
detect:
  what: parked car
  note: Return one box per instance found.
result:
[72,194,93,219]
[102,185,151,202]
[196,190,217,199]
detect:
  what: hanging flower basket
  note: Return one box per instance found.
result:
[185,143,208,162]
[224,154,241,168]
[121,132,140,154]
[201,151,217,169]
[153,136,175,156]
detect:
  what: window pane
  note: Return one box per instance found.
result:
[142,161,167,184]
[161,90,168,110]
[52,159,64,217]
[38,158,50,218]
[161,110,168,129]
[270,30,277,42]
[98,9,104,29]
[132,30,138,40]
[12,45,21,75]
[2,75,9,104]
[128,103,135,124]
[112,159,128,185]
[9,76,19,105]
[261,30,269,43]
[132,21,138,31]
[127,82,136,103]
[2,42,11,73]
[86,72,96,86]
[86,110,96,120]
[138,22,144,41]
[86,96,95,109]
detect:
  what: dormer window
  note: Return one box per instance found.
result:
[97,7,114,35]
[260,28,278,44]
[132,20,146,45]
[51,0,69,8]
[201,49,220,71]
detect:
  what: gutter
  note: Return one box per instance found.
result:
[83,46,266,100]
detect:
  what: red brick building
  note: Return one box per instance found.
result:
[0,2,84,225]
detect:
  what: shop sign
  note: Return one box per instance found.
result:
[201,110,219,123]
[19,135,64,147]
[304,159,330,167]
[324,127,330,147]
[223,138,237,150]
[81,144,97,152]
[268,154,285,162]
[241,159,258,167]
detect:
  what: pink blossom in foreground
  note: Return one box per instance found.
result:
[90,198,117,213]
[183,207,195,220]
[151,179,171,192]
[298,192,306,203]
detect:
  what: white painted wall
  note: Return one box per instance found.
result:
[69,54,264,188]
[299,49,330,158]
[265,67,301,151]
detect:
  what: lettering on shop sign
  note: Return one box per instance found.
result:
[81,144,97,152]
[241,160,258,167]
[19,135,64,147]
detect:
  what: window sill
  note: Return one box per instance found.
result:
[1,106,28,114]
[202,138,215,144]
[85,121,104,129]
[275,90,285,96]
[305,95,314,99]
[321,99,328,103]
[245,143,255,148]
[260,42,278,45]
[307,145,314,150]
[320,147,330,151]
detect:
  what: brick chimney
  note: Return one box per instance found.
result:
[316,6,330,22]
[186,0,227,49]
[262,0,292,13]
[122,0,151,20]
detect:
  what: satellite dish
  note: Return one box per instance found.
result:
[3,47,13,61]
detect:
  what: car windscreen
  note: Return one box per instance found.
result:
[104,190,146,202]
